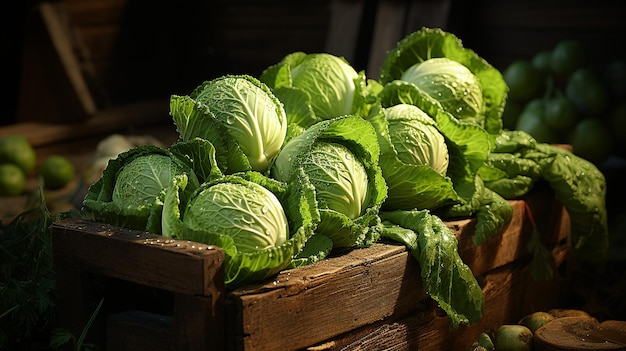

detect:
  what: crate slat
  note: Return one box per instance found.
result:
[51,217,224,296]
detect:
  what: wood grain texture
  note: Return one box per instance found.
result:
[51,187,570,350]
[51,217,225,296]
[224,191,570,350]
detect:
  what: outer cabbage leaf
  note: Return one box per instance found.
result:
[169,94,248,174]
[380,209,485,328]
[525,143,609,265]
[378,27,508,134]
[271,115,387,248]
[162,170,320,288]
[81,144,201,234]
[473,129,609,264]
[168,137,223,184]
[289,233,334,268]
[436,174,513,244]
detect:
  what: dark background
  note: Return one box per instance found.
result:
[4,0,625,125]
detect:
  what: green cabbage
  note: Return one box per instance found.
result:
[400,58,484,123]
[182,181,288,253]
[379,27,508,134]
[271,115,387,248]
[81,141,208,234]
[260,52,369,130]
[162,171,320,288]
[299,142,370,220]
[170,74,287,174]
[112,154,188,210]
[385,104,449,175]
[367,103,458,211]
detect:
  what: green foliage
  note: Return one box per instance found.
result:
[379,27,508,134]
[380,209,485,328]
[0,188,79,349]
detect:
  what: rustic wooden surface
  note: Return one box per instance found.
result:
[222,191,570,351]
[50,218,226,350]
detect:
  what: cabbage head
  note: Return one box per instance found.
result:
[271,115,387,248]
[367,104,458,211]
[182,181,288,253]
[162,171,320,288]
[300,142,370,220]
[400,58,484,123]
[260,52,369,130]
[81,141,206,234]
[379,27,508,134]
[170,74,287,174]
[112,154,189,210]
[386,104,449,175]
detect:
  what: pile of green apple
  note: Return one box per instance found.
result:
[502,40,625,165]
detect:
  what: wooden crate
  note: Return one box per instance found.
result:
[50,185,570,351]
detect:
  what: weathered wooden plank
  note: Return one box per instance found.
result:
[227,244,423,351]
[224,192,569,350]
[174,293,225,351]
[306,254,569,351]
[51,218,225,296]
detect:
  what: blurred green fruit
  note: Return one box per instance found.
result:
[551,40,586,78]
[39,155,75,190]
[568,118,612,164]
[566,68,610,117]
[0,135,36,174]
[531,50,553,78]
[0,163,26,196]
[544,95,579,131]
[504,60,543,102]
[516,99,559,143]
